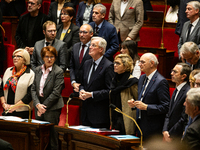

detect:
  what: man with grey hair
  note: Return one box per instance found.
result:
[178,1,200,60]
[15,0,48,56]
[128,53,170,140]
[70,24,94,92]
[182,88,200,149]
[79,36,114,128]
[180,42,200,70]
[89,4,119,61]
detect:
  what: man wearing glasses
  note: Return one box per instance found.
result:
[31,21,67,72]
[70,24,93,93]
[15,0,48,56]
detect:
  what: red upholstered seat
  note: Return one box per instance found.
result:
[0,103,3,116]
[2,22,12,44]
[152,5,170,12]
[41,1,51,15]
[102,3,111,20]
[138,27,162,47]
[4,44,15,68]
[58,104,80,126]
[169,87,175,98]
[62,77,74,97]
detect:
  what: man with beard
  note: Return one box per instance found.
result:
[31,21,67,72]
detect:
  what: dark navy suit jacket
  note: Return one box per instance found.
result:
[163,83,189,139]
[76,1,94,27]
[89,20,119,61]
[137,71,170,140]
[70,42,92,84]
[79,56,114,126]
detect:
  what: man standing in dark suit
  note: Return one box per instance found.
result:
[182,88,200,150]
[70,24,93,92]
[89,4,119,62]
[15,0,48,55]
[128,53,170,140]
[163,63,191,142]
[79,37,114,128]
[31,21,67,72]
[178,1,200,59]
[180,42,200,70]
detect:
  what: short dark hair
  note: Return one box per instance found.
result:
[61,6,75,18]
[177,63,191,82]
[121,40,139,66]
[41,46,58,59]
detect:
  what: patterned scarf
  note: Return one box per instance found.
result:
[3,65,27,93]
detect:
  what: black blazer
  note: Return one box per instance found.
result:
[0,139,13,150]
[15,12,48,48]
[70,42,92,83]
[76,1,94,27]
[79,56,114,125]
[163,83,190,139]
[56,23,80,68]
[137,71,170,140]
[48,2,75,25]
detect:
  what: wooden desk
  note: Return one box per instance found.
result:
[0,120,53,150]
[55,126,140,150]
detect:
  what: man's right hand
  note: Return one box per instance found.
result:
[127,99,135,108]
[163,131,172,142]
[73,83,80,92]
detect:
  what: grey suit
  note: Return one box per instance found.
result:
[31,39,67,72]
[178,18,200,57]
[31,64,64,150]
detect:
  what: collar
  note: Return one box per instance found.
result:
[95,20,104,29]
[191,17,199,27]
[45,39,53,45]
[41,64,53,73]
[176,81,187,91]
[93,55,103,66]
[81,41,91,47]
[147,69,157,81]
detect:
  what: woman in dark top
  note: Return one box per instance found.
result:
[56,6,80,69]
[48,0,75,25]
[110,54,138,135]
[0,49,35,119]
[76,0,100,27]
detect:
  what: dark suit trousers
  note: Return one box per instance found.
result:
[35,108,62,150]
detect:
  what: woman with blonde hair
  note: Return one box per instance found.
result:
[110,54,138,135]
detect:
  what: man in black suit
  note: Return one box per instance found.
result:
[128,53,170,140]
[180,42,200,70]
[70,24,93,92]
[163,63,191,142]
[15,0,48,55]
[0,139,13,150]
[31,21,67,72]
[79,37,114,128]
[182,88,200,149]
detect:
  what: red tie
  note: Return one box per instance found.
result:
[79,45,86,64]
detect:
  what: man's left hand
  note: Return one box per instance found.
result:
[134,101,148,110]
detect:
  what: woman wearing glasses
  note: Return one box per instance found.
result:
[31,46,64,150]
[56,6,80,68]
[0,49,35,118]
[110,54,138,135]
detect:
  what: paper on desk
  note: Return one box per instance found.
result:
[0,116,26,122]
[27,119,50,124]
[109,135,139,140]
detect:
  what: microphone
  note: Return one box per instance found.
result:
[109,103,143,150]
[65,93,76,127]
[4,104,32,123]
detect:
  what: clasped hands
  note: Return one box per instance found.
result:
[127,99,148,110]
[36,104,46,117]
[79,90,92,100]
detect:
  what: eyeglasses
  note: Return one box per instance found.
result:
[60,13,69,16]
[79,31,89,34]
[45,56,55,59]
[27,1,37,5]
[12,55,23,59]
[47,30,57,33]
[89,43,98,48]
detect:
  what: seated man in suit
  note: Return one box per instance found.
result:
[15,0,48,55]
[178,1,200,59]
[180,42,200,70]
[79,37,114,128]
[31,21,67,72]
[128,53,170,140]
[182,88,200,149]
[89,4,119,61]
[70,24,93,92]
[163,63,191,142]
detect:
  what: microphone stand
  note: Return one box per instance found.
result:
[5,104,32,123]
[65,93,75,127]
[112,105,143,150]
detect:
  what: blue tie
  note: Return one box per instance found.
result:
[138,77,148,100]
